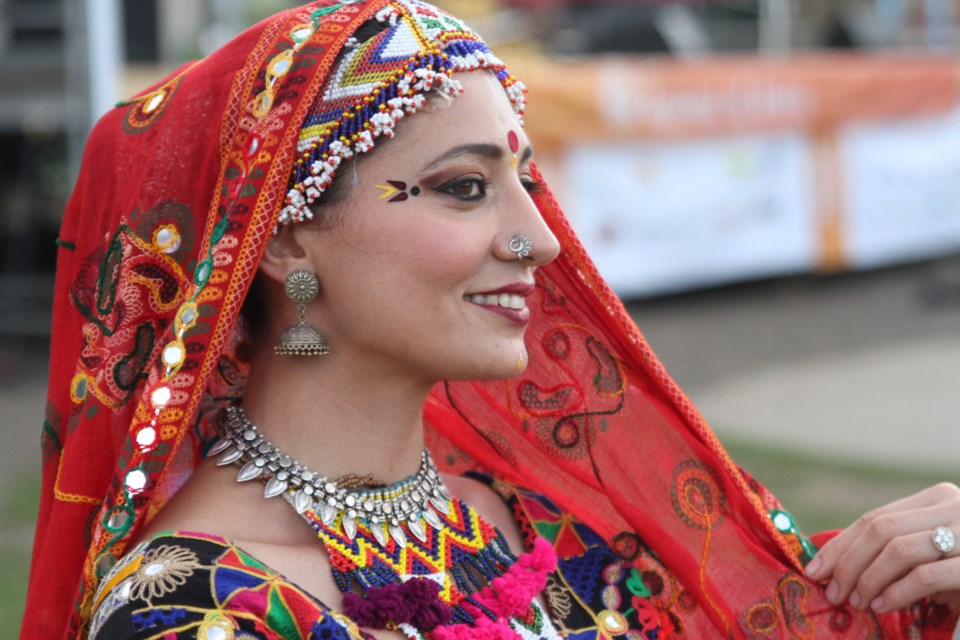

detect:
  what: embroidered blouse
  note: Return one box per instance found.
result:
[89,481,671,640]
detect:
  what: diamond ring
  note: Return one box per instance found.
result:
[932,526,956,556]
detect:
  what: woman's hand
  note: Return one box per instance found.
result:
[803,482,960,614]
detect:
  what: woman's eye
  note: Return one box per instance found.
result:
[437,177,486,201]
[521,178,544,195]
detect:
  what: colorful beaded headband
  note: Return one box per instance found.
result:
[279,0,526,226]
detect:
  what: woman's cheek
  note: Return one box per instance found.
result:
[392,223,490,282]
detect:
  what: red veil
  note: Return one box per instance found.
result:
[23,1,956,637]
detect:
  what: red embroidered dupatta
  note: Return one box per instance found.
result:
[23,1,957,637]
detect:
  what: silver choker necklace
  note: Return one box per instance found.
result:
[211,405,452,549]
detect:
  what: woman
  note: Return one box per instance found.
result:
[23,1,960,638]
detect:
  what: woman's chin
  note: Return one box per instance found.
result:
[440,346,529,382]
[480,346,530,380]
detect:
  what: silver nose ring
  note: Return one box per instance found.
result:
[508,234,532,260]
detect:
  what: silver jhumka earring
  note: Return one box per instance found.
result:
[274,270,330,356]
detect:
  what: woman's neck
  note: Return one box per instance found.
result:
[239,346,432,485]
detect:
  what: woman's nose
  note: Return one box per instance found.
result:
[497,183,560,266]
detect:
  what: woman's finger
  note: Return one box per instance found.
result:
[819,510,938,604]
[806,483,960,584]
[849,528,958,608]
[870,556,960,614]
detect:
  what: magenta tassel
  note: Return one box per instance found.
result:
[343,578,452,630]
[346,539,556,635]
[432,537,557,639]
[472,537,557,618]
[343,592,389,628]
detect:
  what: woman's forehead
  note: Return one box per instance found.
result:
[375,73,528,166]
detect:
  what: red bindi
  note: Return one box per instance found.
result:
[507,130,519,154]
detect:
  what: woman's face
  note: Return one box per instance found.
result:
[294,71,560,385]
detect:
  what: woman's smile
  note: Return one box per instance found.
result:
[464,282,535,325]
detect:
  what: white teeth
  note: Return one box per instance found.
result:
[466,293,526,310]
[499,293,524,310]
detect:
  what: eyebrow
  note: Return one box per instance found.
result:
[421,142,534,172]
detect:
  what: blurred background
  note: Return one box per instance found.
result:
[1,0,959,633]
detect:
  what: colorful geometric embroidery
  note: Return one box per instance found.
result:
[495,480,667,640]
[281,0,525,225]
[303,494,560,638]
[90,533,362,640]
[131,607,187,632]
[305,496,511,609]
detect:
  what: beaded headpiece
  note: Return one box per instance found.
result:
[279,0,526,226]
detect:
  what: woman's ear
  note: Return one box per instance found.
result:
[259,223,310,284]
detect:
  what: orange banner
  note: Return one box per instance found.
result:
[518,53,960,145]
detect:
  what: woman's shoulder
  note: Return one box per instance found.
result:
[89,530,367,640]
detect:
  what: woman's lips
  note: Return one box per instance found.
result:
[464,284,534,325]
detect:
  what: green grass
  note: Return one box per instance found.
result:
[0,544,31,635]
[0,473,39,638]
[725,437,957,534]
[4,474,40,525]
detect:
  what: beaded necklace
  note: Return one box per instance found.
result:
[214,406,561,638]
[302,494,557,636]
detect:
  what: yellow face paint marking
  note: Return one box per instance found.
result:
[375,180,415,203]
[375,183,400,200]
